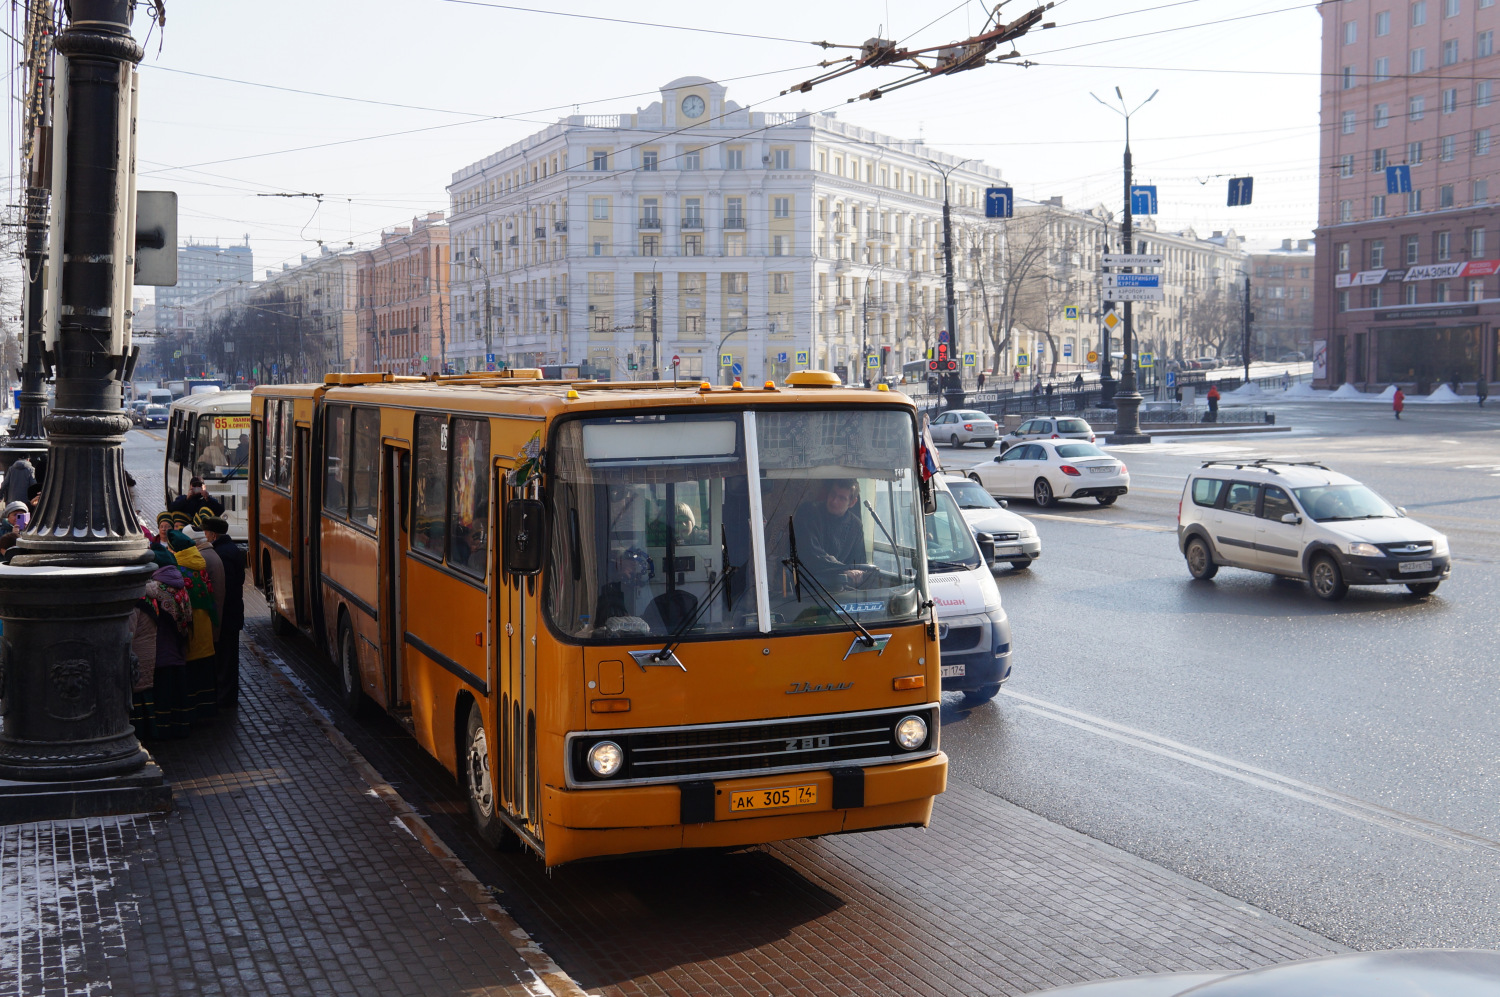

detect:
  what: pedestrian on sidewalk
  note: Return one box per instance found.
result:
[166,528,219,719]
[1393,386,1406,419]
[1074,372,1085,391]
[0,454,35,504]
[1477,378,1489,408]
[1014,367,1021,384]
[1206,383,1221,423]
[1044,381,1055,412]
[203,516,245,707]
[977,371,986,390]
[141,546,194,739]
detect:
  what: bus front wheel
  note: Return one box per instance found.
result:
[264,555,293,636]
[464,703,519,851]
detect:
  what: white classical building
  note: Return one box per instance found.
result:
[445,76,1004,383]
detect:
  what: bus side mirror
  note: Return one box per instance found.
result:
[975,532,995,566]
[503,498,546,575]
[919,476,936,516]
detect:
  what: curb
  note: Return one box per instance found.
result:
[1144,424,1292,437]
[242,633,593,997]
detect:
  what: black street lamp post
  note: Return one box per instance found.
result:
[0,1,167,818]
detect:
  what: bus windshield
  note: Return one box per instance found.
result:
[194,413,252,479]
[546,408,925,642]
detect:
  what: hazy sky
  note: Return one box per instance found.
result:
[68,0,1323,286]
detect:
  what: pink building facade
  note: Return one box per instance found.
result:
[1314,0,1500,389]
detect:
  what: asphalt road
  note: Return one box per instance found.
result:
[124,398,1498,958]
[939,398,1500,950]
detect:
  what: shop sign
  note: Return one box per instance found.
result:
[1373,304,1479,321]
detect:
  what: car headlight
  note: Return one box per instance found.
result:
[894,715,928,750]
[1347,542,1382,557]
[587,740,624,777]
[1432,534,1449,557]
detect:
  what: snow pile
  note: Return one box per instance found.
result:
[1282,381,1326,399]
[1330,383,1369,400]
[1226,381,1263,400]
[1376,384,1398,399]
[1422,383,1466,403]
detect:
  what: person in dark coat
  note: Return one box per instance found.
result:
[203,517,245,707]
[168,476,225,519]
[0,456,36,505]
[794,479,870,588]
[1477,378,1489,408]
[1206,383,1221,422]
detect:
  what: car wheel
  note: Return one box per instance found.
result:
[1095,494,1117,506]
[998,441,1010,453]
[1185,537,1218,580]
[1406,582,1440,597]
[1033,478,1054,507]
[968,473,983,485]
[961,683,1002,706]
[950,433,963,448]
[1010,560,1032,571]
[1309,554,1348,601]
[984,440,995,448]
[464,703,520,851]
[338,621,367,717]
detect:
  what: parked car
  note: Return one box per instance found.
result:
[1278,351,1307,362]
[929,409,998,447]
[970,440,1129,507]
[998,416,1096,452]
[1178,459,1450,600]
[942,473,1041,570]
[1194,356,1222,370]
[927,477,1013,704]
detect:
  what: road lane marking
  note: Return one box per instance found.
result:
[136,429,165,441]
[1028,513,1174,533]
[1001,689,1500,856]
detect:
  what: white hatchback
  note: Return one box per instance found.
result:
[969,440,1129,508]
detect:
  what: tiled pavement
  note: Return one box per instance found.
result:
[1,590,549,997]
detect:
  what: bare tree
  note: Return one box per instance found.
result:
[967,212,1053,375]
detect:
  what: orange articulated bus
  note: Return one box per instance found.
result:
[250,370,947,866]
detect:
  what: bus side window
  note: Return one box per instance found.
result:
[261,400,279,484]
[447,418,489,577]
[411,414,447,558]
[323,405,350,517]
[348,408,380,530]
[277,401,294,488]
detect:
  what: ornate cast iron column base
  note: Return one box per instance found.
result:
[0,562,158,783]
[1106,390,1151,445]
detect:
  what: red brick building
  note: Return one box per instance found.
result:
[1314,0,1500,389]
[1251,238,1316,358]
[356,212,451,374]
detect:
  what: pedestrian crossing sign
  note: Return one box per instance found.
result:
[720,353,733,367]
[1064,306,1079,321]
[963,352,976,367]
[795,350,809,366]
[1017,353,1029,367]
[866,354,879,369]
[1139,352,1154,368]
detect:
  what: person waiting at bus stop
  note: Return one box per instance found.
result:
[201,516,245,707]
[169,476,225,520]
[794,479,870,588]
[1206,383,1221,423]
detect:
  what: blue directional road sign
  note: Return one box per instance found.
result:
[1386,165,1412,194]
[1103,273,1161,289]
[777,351,787,363]
[984,187,1014,219]
[1228,177,1254,207]
[485,353,495,363]
[732,362,743,376]
[1130,185,1158,215]
[1064,343,1073,358]
[1166,370,1177,388]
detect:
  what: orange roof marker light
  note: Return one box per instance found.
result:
[698,381,714,392]
[566,389,580,399]
[784,370,841,388]
[763,380,778,391]
[731,380,745,391]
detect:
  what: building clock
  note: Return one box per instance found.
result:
[681,94,706,119]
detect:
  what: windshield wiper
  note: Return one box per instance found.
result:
[783,516,876,648]
[651,525,736,663]
[863,499,912,559]
[220,455,248,482]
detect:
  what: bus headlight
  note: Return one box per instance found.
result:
[894,716,928,750]
[587,740,624,777]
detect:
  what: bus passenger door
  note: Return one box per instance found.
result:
[294,425,311,627]
[381,444,411,711]
[495,462,539,838]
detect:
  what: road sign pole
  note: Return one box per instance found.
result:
[1109,104,1148,444]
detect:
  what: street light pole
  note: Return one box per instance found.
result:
[0,1,167,811]
[1242,271,1253,385]
[1092,87,1157,444]
[930,158,974,410]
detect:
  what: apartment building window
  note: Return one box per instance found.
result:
[591,197,609,220]
[1340,153,1356,176]
[1441,184,1455,207]
[1410,96,1426,120]
[773,196,791,218]
[641,197,660,224]
[1373,194,1388,217]
[1371,240,1386,267]
[1484,0,1495,8]
[641,234,659,256]
[1437,231,1452,259]
[642,151,658,171]
[1344,20,1358,42]
[1343,111,1358,134]
[1479,81,1493,106]
[684,234,702,256]
[1443,39,1459,65]
[1343,66,1357,88]
[1470,226,1486,256]
[1475,179,1491,202]
[1408,189,1423,211]
[683,197,702,227]
[592,314,612,332]
[725,148,743,170]
[592,239,606,256]
[1374,55,1391,80]
[1405,235,1421,264]
[726,273,748,294]
[1435,281,1450,302]
[1370,286,1384,307]
[1481,30,1495,57]
[725,196,745,226]
[1342,199,1355,221]
[772,273,791,294]
[683,314,703,334]
[1338,289,1350,312]
[1446,0,1460,13]
[1442,135,1456,160]
[818,151,826,171]
[772,148,792,169]
[1444,88,1459,113]
[1477,127,1492,155]
[590,273,612,294]
[725,233,745,256]
[1410,48,1426,73]
[1408,140,1424,162]
[683,148,702,171]
[1413,0,1428,24]
[1375,103,1390,127]
[1469,278,1485,300]
[772,235,791,256]
[1373,148,1388,170]
[1338,242,1351,270]
[1405,282,1419,304]
[591,150,609,171]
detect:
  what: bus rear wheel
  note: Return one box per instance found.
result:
[264,555,293,636]
[337,621,366,717]
[464,703,519,851]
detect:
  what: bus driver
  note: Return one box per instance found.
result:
[794,479,871,588]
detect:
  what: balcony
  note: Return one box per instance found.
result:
[638,217,662,230]
[555,296,568,308]
[680,217,704,230]
[724,216,747,230]
[534,298,549,310]
[835,297,852,309]
[553,221,568,233]
[508,235,518,246]
[507,304,520,314]
[534,227,547,239]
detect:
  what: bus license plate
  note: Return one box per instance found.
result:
[1398,560,1432,574]
[940,663,965,678]
[730,785,817,812]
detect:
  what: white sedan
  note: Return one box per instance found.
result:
[968,440,1130,508]
[941,474,1041,570]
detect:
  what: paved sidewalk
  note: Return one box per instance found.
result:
[0,606,551,997]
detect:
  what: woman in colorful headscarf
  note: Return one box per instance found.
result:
[136,545,195,738]
[166,529,219,719]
